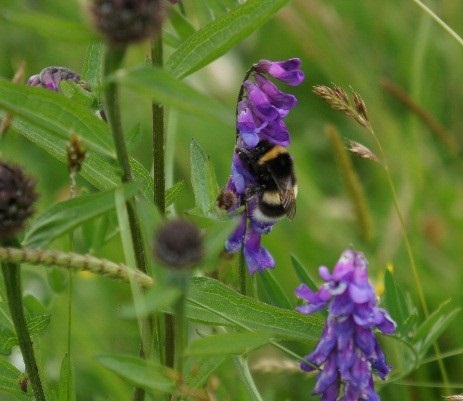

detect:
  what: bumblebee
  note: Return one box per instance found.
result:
[237,140,297,223]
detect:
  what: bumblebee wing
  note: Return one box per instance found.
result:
[267,171,297,220]
[277,182,297,220]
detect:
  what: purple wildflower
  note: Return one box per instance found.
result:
[27,66,85,92]
[218,58,304,274]
[296,249,396,401]
[255,59,305,86]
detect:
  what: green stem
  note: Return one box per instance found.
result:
[151,35,166,216]
[103,46,152,401]
[103,47,148,275]
[370,129,451,393]
[1,238,46,401]
[411,0,463,48]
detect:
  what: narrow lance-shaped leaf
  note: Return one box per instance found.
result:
[0,9,97,42]
[186,332,273,356]
[190,140,220,217]
[109,66,233,127]
[184,277,322,342]
[413,301,460,358]
[23,182,141,249]
[165,0,291,79]
[0,80,114,158]
[96,354,176,394]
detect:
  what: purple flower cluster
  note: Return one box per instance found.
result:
[219,59,304,274]
[27,67,86,92]
[296,249,396,401]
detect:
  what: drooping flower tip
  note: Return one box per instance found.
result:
[255,58,305,86]
[0,162,38,240]
[153,219,203,269]
[27,66,85,92]
[296,248,396,401]
[89,0,167,46]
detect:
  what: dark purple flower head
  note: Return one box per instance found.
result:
[219,58,304,274]
[27,67,85,92]
[296,249,396,401]
[255,58,305,86]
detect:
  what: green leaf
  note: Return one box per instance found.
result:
[82,42,104,88]
[59,81,96,109]
[168,8,196,41]
[96,354,176,394]
[184,356,226,389]
[0,80,114,158]
[23,182,140,248]
[165,180,185,208]
[58,353,75,401]
[185,277,322,342]
[257,270,293,310]
[125,124,143,152]
[0,9,97,42]
[119,287,181,319]
[186,332,272,356]
[109,66,232,126]
[413,301,460,358]
[291,255,318,292]
[27,315,51,336]
[190,140,220,217]
[0,357,31,399]
[0,329,17,355]
[165,0,291,79]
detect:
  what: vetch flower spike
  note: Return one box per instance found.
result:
[296,248,396,401]
[218,58,304,274]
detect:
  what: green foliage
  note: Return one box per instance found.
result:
[0,0,462,400]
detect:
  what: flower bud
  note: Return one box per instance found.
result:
[0,162,38,239]
[153,219,203,269]
[89,0,167,47]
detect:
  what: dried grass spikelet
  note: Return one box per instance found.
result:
[313,84,370,128]
[346,139,379,163]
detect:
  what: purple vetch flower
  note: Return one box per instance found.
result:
[218,58,304,274]
[255,58,305,86]
[27,66,86,92]
[296,249,396,401]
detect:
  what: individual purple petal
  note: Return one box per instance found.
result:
[313,356,338,394]
[243,228,274,274]
[255,58,305,86]
[225,213,247,253]
[259,119,290,147]
[254,74,298,117]
[27,74,41,87]
[231,152,254,195]
[236,100,267,147]
[243,80,279,122]
[376,308,397,334]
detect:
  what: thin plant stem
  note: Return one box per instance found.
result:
[150,34,173,401]
[1,237,47,401]
[368,126,451,393]
[103,46,148,275]
[151,35,166,216]
[103,46,153,401]
[411,0,463,48]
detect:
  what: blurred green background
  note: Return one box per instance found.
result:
[1,0,463,400]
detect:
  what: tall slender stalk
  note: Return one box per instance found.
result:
[103,45,152,401]
[1,237,47,401]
